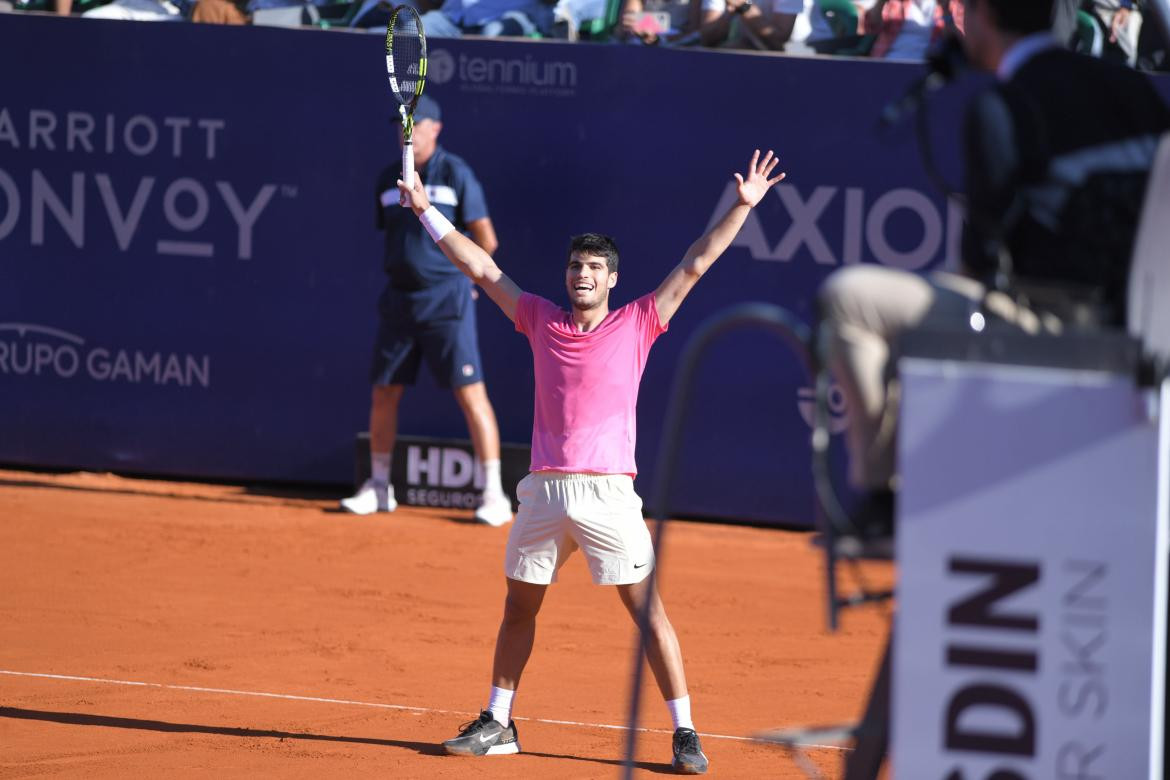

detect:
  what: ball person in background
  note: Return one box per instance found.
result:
[341,95,513,527]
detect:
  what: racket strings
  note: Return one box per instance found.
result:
[392,38,423,95]
[388,11,425,104]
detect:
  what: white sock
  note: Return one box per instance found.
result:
[666,695,694,731]
[482,459,503,497]
[488,685,515,725]
[371,452,391,485]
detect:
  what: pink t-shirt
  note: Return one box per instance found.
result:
[514,291,668,476]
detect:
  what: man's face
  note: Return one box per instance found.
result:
[565,252,617,311]
[397,117,441,160]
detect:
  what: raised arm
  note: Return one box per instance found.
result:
[397,178,523,322]
[654,149,785,326]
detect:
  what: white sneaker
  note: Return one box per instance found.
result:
[474,491,513,527]
[340,479,397,515]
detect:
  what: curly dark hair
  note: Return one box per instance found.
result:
[567,233,619,274]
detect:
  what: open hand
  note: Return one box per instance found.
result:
[734,149,786,207]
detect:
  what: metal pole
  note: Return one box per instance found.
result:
[621,303,810,779]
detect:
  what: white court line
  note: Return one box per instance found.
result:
[0,669,849,752]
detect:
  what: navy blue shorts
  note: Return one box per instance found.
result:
[369,289,484,389]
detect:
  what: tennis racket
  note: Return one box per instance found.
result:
[385,5,427,205]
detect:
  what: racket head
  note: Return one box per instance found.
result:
[385,5,427,137]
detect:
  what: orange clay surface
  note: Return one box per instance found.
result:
[0,468,893,779]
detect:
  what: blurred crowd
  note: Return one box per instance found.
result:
[4,0,1167,71]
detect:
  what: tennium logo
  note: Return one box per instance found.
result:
[428,48,578,97]
[0,322,211,388]
[428,50,457,85]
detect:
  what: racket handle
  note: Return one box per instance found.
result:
[401,141,415,207]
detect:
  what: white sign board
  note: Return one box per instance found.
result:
[894,360,1168,779]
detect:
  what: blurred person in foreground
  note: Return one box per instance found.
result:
[819,0,1170,531]
[341,95,513,527]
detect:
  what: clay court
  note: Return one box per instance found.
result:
[0,468,892,778]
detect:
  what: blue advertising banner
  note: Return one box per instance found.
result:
[2,15,1167,525]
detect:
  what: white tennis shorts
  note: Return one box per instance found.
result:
[504,472,655,586]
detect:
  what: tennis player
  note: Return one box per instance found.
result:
[396,150,784,774]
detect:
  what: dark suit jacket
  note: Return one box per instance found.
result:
[961,47,1170,324]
